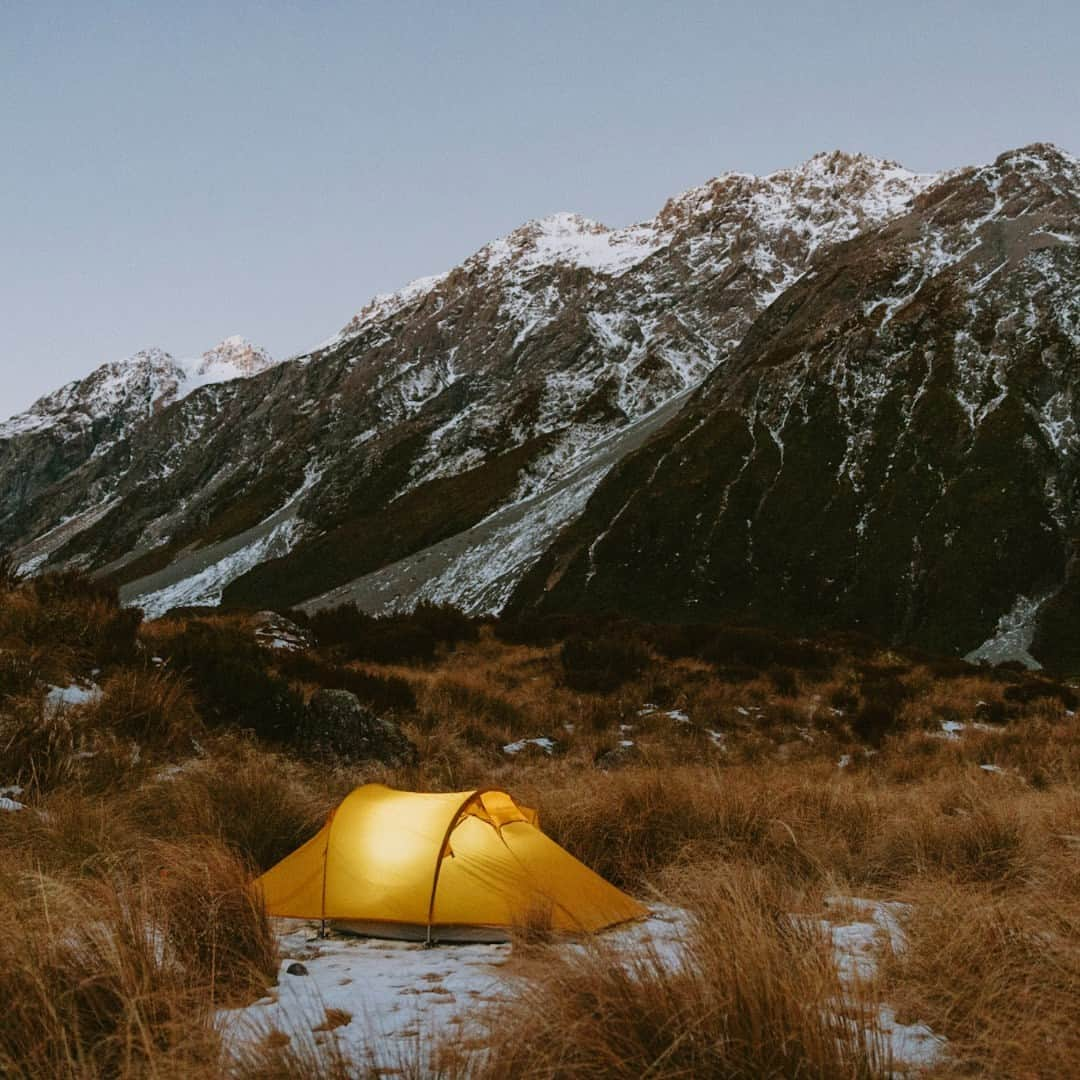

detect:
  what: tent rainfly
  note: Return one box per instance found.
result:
[255,784,647,942]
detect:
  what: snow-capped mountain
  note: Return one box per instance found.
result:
[5,145,1079,664]
[513,144,1080,667]
[0,150,935,613]
[1,338,277,442]
[0,339,278,566]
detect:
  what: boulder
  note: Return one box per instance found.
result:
[253,611,314,653]
[300,689,417,766]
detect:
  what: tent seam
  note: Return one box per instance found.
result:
[424,787,497,942]
[319,806,338,932]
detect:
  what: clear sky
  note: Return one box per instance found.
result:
[2,0,1078,420]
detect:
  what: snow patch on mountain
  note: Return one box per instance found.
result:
[481,212,668,277]
[128,464,322,619]
[964,592,1052,670]
[134,517,306,619]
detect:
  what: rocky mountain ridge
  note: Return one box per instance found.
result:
[0,150,936,618]
[2,336,277,442]
[512,144,1080,667]
[5,145,1079,666]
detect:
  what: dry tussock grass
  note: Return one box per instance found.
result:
[0,835,276,1079]
[884,872,1080,1076]
[2,582,1079,1076]
[478,865,886,1079]
[121,737,338,871]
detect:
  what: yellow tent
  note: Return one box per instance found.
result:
[255,784,646,942]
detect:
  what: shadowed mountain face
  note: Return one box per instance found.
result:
[513,145,1080,667]
[0,152,935,617]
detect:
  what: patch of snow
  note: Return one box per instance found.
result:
[217,921,509,1072]
[131,464,323,619]
[15,552,48,577]
[502,737,557,756]
[816,896,945,1070]
[134,518,305,619]
[219,908,689,1073]
[939,720,966,738]
[964,592,1051,670]
[46,683,102,709]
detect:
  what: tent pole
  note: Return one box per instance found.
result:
[318,809,335,940]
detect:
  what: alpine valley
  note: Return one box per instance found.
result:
[3,145,1078,669]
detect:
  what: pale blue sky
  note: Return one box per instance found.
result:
[2,0,1078,418]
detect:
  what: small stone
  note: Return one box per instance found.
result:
[286,962,309,976]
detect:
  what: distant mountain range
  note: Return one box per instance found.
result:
[3,145,1078,668]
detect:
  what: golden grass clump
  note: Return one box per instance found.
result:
[0,837,276,1079]
[477,866,887,1080]
[884,874,1080,1076]
[122,737,335,871]
[82,667,202,752]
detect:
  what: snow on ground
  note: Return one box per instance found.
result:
[219,898,943,1074]
[502,736,558,756]
[0,785,26,812]
[217,907,690,1073]
[932,718,997,741]
[812,896,945,1071]
[219,920,509,1072]
[46,683,102,708]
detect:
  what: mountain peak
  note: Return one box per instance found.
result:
[123,346,176,368]
[994,142,1078,169]
[198,336,275,377]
